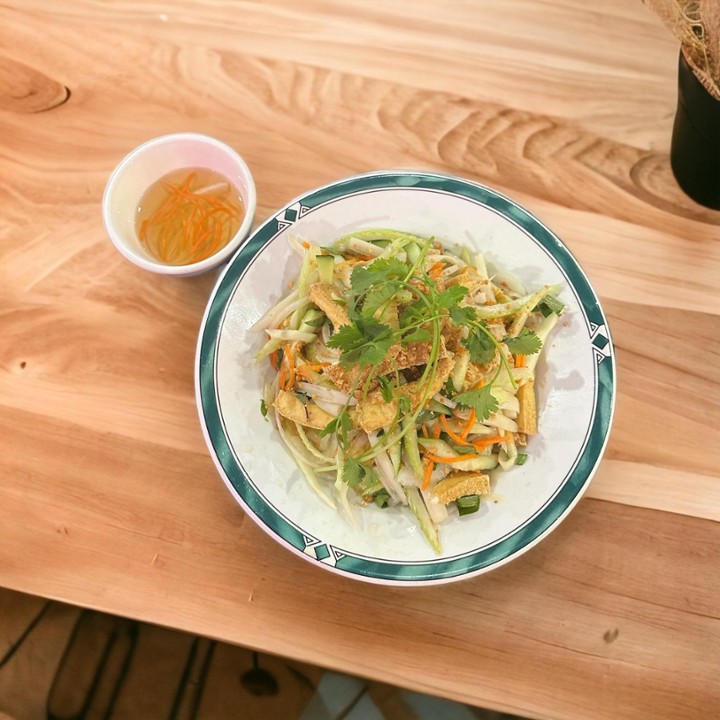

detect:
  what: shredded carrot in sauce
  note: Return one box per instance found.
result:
[136,168,244,266]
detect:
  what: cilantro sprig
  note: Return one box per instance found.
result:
[446,307,543,420]
[326,315,395,367]
[453,384,499,420]
[320,239,466,465]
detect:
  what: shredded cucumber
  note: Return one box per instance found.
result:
[405,486,441,553]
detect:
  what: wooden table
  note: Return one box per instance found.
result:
[2,2,719,718]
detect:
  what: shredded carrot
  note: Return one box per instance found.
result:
[138,170,243,265]
[432,423,442,439]
[439,414,472,446]
[423,452,476,464]
[422,459,434,491]
[295,363,329,378]
[283,344,296,390]
[421,424,429,438]
[301,241,311,249]
[459,409,477,440]
[515,354,526,368]
[428,261,445,280]
[277,363,287,390]
[269,351,279,371]
[471,434,511,451]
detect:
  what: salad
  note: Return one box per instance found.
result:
[254,229,563,553]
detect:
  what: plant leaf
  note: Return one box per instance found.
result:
[435,285,468,309]
[453,385,499,421]
[449,306,477,325]
[362,281,402,317]
[343,457,364,487]
[463,328,496,364]
[504,328,542,355]
[402,327,432,344]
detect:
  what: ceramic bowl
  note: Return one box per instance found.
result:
[195,171,616,584]
[102,133,256,276]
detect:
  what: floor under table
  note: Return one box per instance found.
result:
[0,587,525,720]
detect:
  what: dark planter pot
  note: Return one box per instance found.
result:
[670,50,720,210]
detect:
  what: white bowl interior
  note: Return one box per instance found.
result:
[103,133,256,275]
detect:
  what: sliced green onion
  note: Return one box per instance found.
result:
[456,494,481,516]
[536,294,565,317]
[515,453,528,466]
[374,490,391,508]
[260,399,268,417]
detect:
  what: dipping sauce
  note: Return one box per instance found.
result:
[135,167,244,265]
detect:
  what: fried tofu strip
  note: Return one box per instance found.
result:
[463,357,499,391]
[430,471,491,504]
[322,336,450,395]
[516,380,537,435]
[355,355,455,432]
[273,389,335,429]
[308,283,351,329]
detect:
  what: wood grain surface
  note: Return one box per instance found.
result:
[1,2,719,719]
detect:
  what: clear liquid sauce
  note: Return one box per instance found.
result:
[135,167,244,265]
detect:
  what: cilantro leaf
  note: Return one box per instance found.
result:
[361,281,402,317]
[402,327,432,344]
[357,337,395,366]
[326,323,365,352]
[449,306,477,325]
[350,266,379,295]
[327,316,395,367]
[378,375,394,403]
[320,417,340,438]
[399,299,426,328]
[454,385,499,421]
[504,329,542,355]
[434,285,468,309]
[368,257,409,277]
[463,328,496,364]
[350,257,408,295]
[343,457,364,487]
[320,410,353,443]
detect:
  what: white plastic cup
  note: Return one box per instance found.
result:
[102,133,257,276]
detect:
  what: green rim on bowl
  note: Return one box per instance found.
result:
[196,171,615,585]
